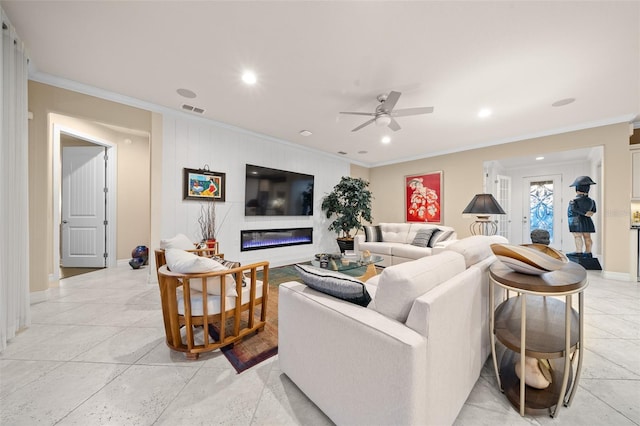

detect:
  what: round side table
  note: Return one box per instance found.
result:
[489,261,588,418]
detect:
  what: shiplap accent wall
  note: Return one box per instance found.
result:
[162,114,350,267]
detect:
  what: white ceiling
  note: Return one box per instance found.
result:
[2,1,639,166]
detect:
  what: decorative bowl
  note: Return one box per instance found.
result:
[490,243,568,275]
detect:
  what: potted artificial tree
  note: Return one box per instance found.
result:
[321,176,373,253]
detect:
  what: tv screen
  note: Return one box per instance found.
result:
[245,164,314,216]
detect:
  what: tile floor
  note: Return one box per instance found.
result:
[1,263,638,425]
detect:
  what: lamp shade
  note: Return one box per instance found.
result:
[462,194,506,215]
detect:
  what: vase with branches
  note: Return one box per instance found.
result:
[198,202,216,245]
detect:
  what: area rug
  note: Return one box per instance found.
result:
[210,264,302,373]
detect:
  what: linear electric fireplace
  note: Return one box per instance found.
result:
[241,227,313,251]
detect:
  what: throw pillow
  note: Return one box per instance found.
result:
[211,255,240,270]
[411,228,435,247]
[164,249,238,297]
[160,233,195,250]
[427,229,454,247]
[211,255,247,287]
[294,264,372,307]
[364,225,383,242]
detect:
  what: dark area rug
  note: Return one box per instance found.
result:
[211,264,302,373]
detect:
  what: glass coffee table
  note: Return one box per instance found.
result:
[311,254,384,281]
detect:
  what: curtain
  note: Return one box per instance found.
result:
[0,7,30,352]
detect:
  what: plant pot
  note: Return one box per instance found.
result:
[206,239,216,249]
[336,238,354,253]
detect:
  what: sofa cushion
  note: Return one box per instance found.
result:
[411,229,436,247]
[442,235,506,268]
[371,251,466,322]
[428,228,454,247]
[392,244,433,259]
[160,233,195,250]
[177,279,263,316]
[364,225,383,242]
[295,264,372,307]
[164,249,238,297]
[379,223,411,243]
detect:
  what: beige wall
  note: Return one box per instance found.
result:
[115,133,151,258]
[368,123,632,275]
[28,81,153,293]
[350,164,370,182]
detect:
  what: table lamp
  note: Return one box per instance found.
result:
[462,193,506,235]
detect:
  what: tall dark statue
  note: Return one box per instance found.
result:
[567,176,596,254]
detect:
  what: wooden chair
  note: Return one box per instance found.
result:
[154,249,269,360]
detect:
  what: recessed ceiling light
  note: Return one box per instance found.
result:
[299,130,312,137]
[176,88,197,99]
[381,136,391,144]
[478,108,492,118]
[552,98,576,107]
[536,156,545,161]
[242,71,257,85]
[358,150,368,154]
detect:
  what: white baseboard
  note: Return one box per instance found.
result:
[601,270,635,282]
[30,288,50,305]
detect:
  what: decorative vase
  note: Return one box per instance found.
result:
[131,245,149,265]
[206,239,216,249]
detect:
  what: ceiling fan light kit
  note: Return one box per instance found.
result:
[340,91,434,132]
[375,114,391,127]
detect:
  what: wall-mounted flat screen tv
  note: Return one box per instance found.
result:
[245,164,314,216]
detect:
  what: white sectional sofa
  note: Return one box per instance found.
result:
[278,235,507,426]
[354,222,457,266]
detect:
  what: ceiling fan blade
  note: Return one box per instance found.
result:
[339,111,376,116]
[381,91,401,112]
[352,118,376,132]
[391,106,434,117]
[388,118,401,132]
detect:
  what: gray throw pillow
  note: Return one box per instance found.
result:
[428,229,454,247]
[411,229,435,247]
[294,264,371,307]
[364,225,383,242]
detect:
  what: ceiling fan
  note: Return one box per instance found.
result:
[340,91,434,132]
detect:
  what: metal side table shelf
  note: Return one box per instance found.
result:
[489,261,588,418]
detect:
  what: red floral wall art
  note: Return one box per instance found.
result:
[405,171,443,224]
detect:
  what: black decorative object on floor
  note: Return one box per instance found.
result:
[566,252,602,270]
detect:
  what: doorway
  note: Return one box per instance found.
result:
[522,174,562,249]
[52,123,117,281]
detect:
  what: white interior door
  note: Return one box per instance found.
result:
[61,146,107,267]
[522,174,563,249]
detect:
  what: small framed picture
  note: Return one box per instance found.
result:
[183,168,226,201]
[405,171,443,224]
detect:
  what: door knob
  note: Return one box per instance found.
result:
[62,220,68,224]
